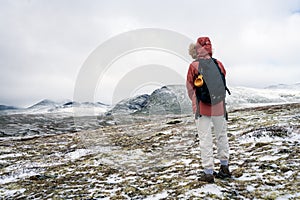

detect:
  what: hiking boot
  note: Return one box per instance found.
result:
[198,173,214,183]
[216,165,232,179]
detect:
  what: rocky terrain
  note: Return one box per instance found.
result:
[0,103,299,199]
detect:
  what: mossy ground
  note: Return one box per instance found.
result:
[0,103,299,199]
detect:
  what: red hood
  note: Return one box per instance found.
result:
[196,37,212,58]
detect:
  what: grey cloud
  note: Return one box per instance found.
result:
[0,0,300,107]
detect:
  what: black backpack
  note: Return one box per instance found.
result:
[195,58,231,118]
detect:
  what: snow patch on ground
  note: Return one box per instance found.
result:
[144,191,169,200]
[187,184,223,196]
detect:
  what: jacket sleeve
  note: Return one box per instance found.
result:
[186,62,198,100]
[216,60,226,76]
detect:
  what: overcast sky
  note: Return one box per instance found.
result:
[1,0,300,107]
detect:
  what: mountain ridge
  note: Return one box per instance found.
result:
[108,83,300,116]
[1,83,299,115]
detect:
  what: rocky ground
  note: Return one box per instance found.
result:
[0,103,299,199]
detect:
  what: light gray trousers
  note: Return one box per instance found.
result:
[195,116,229,171]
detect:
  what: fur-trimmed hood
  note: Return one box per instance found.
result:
[188,37,213,59]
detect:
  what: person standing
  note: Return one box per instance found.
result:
[186,37,231,183]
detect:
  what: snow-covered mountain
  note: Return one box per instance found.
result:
[139,85,192,115]
[264,82,300,90]
[27,99,59,109]
[226,85,300,110]
[0,105,19,111]
[107,85,192,116]
[106,94,150,115]
[59,101,110,116]
[1,83,299,116]
[0,99,111,116]
[108,84,300,115]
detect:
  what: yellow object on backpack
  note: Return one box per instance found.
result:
[194,74,204,87]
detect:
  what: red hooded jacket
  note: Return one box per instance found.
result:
[186,37,226,116]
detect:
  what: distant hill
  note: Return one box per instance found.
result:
[1,99,110,116]
[264,83,300,90]
[1,83,299,116]
[107,83,300,115]
[107,85,192,116]
[0,105,18,111]
[27,99,58,109]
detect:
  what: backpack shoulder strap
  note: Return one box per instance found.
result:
[212,58,224,75]
[212,58,231,95]
[197,59,203,75]
[212,58,230,120]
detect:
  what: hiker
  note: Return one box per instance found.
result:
[186,37,231,183]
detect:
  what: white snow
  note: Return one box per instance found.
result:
[187,184,223,197]
[236,173,261,181]
[0,170,39,185]
[144,191,169,200]
[180,158,193,166]
[0,188,26,197]
[226,86,300,110]
[1,101,110,116]
[106,174,124,184]
[276,193,300,200]
[0,153,24,159]
[258,155,281,161]
[284,170,293,178]
[66,149,93,160]
[246,185,256,192]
